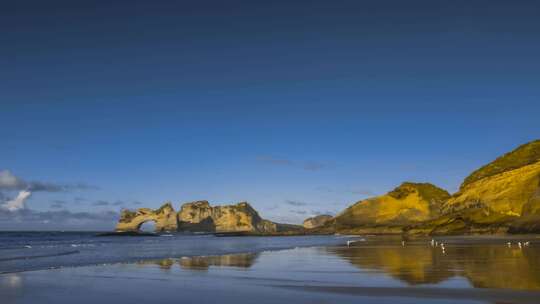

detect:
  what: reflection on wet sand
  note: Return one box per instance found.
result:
[179,253,259,270]
[0,273,23,301]
[328,239,540,290]
[133,239,540,290]
[137,253,259,271]
[1,273,22,289]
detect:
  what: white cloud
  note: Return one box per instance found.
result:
[0,170,24,189]
[0,169,98,192]
[1,190,31,212]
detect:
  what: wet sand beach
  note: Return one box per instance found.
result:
[2,235,540,304]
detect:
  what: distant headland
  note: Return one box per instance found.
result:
[116,139,540,235]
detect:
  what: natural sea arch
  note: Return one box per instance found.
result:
[138,220,157,232]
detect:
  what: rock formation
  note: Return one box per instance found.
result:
[116,202,178,232]
[320,182,450,234]
[115,200,298,234]
[303,215,333,229]
[177,201,279,233]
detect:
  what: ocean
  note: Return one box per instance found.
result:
[0,231,345,273]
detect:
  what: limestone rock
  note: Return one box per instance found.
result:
[115,202,178,232]
[303,215,333,229]
[177,201,278,233]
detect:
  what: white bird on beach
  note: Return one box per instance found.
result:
[507,242,512,247]
[401,241,405,247]
[430,239,435,247]
[518,242,522,249]
[524,241,530,246]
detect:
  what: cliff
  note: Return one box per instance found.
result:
[408,139,540,234]
[317,140,540,235]
[461,140,540,190]
[303,215,333,229]
[177,201,279,233]
[323,182,450,234]
[115,202,178,232]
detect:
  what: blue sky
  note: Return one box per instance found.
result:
[1,0,539,230]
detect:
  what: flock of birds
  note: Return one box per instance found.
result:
[429,239,446,254]
[346,239,533,255]
[507,241,531,248]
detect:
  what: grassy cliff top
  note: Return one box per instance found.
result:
[388,182,450,202]
[462,139,540,189]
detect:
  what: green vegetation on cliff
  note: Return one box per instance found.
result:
[388,182,450,201]
[321,139,540,235]
[462,140,540,189]
[330,182,450,233]
[412,139,540,235]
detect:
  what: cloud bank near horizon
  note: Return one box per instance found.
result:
[0,170,116,230]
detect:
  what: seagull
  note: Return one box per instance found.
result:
[507,242,512,247]
[518,242,522,249]
[431,239,435,247]
[401,241,405,247]
[524,241,530,246]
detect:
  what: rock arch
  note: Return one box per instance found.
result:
[138,219,157,231]
[115,203,178,232]
[115,200,302,234]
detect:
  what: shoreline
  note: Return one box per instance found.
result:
[2,234,538,275]
[0,234,346,274]
[3,241,540,304]
[0,245,323,275]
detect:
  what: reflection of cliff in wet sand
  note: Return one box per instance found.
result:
[137,253,258,271]
[179,253,258,270]
[328,237,540,290]
[329,243,453,285]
